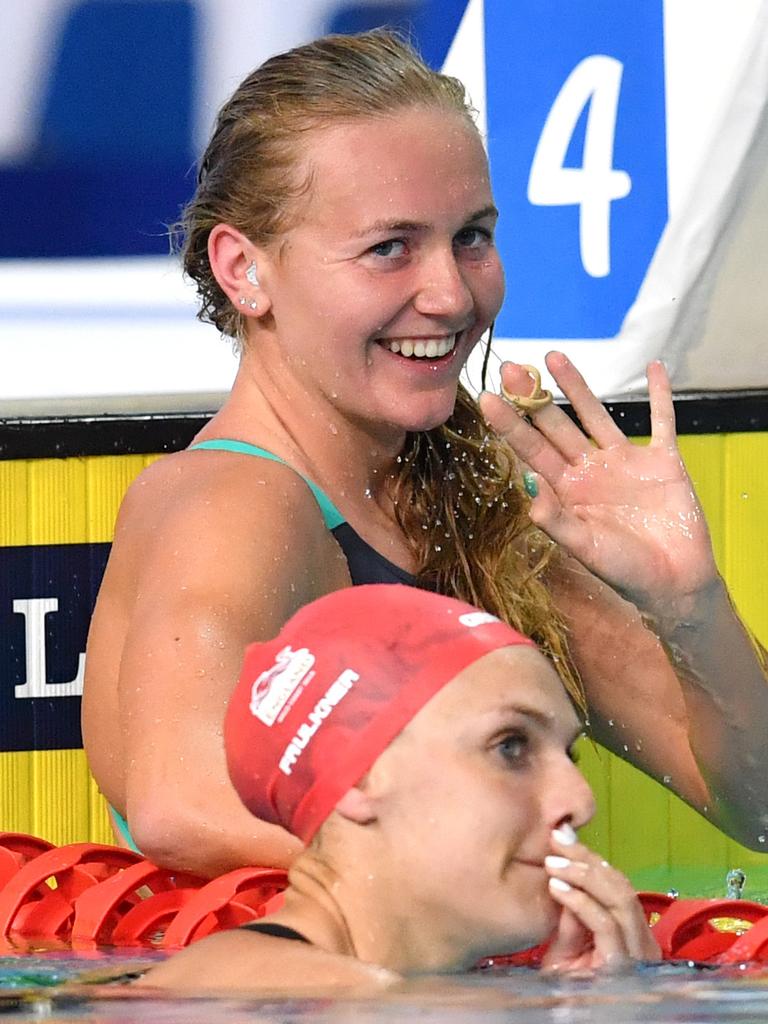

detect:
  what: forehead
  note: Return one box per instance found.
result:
[416,646,580,737]
[293,108,493,230]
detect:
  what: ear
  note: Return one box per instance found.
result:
[334,786,378,827]
[207,223,273,319]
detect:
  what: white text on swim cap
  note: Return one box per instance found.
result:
[278,669,359,776]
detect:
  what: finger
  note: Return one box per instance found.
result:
[479,391,569,482]
[545,351,627,451]
[499,362,592,464]
[647,361,677,447]
[547,841,660,961]
[547,878,628,968]
[521,472,591,559]
[541,906,591,971]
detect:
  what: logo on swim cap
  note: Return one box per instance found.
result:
[458,611,501,628]
[249,645,315,727]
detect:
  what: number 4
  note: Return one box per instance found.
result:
[527,55,632,278]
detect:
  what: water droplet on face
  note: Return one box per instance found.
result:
[329,423,338,435]
[663,775,672,784]
[758,834,766,844]
[364,488,372,499]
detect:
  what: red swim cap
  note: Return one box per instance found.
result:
[225,584,536,842]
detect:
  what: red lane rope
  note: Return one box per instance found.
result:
[0,835,765,961]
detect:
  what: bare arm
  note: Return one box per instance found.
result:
[481,354,768,848]
[86,454,349,876]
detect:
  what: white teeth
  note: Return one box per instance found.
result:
[381,334,457,358]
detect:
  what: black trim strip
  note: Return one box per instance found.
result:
[2,392,768,460]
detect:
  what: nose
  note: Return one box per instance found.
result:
[413,247,474,324]
[549,758,596,835]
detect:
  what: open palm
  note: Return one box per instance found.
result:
[479,353,719,612]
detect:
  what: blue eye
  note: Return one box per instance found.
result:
[370,239,408,259]
[498,731,529,765]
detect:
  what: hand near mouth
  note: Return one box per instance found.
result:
[539,824,660,972]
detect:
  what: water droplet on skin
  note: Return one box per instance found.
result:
[434,545,442,552]
[663,775,672,784]
[364,488,372,499]
[758,834,766,844]
[607,719,614,727]
[329,423,338,435]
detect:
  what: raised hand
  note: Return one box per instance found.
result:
[479,352,720,615]
[541,824,660,972]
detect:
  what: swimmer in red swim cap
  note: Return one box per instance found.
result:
[141,584,658,994]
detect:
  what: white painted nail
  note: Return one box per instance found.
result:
[552,823,577,846]
[549,877,572,893]
[545,855,571,869]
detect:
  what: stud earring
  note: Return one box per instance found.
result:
[245,260,260,287]
[238,297,246,305]
[249,300,258,310]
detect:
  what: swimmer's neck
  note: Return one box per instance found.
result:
[207,348,414,503]
[281,847,497,976]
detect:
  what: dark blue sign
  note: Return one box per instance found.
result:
[485,0,668,338]
[0,544,110,751]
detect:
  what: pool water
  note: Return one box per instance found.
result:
[3,955,768,1023]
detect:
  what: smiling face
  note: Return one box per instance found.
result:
[253,106,505,437]
[365,646,594,967]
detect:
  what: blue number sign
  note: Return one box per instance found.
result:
[485,0,668,338]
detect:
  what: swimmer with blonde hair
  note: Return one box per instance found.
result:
[85,29,768,878]
[139,585,659,994]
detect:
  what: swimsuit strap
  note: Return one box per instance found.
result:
[109,805,141,854]
[188,439,345,530]
[240,921,310,943]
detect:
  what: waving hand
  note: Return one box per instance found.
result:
[479,352,719,614]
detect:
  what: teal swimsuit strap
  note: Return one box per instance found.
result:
[188,439,345,530]
[109,804,141,854]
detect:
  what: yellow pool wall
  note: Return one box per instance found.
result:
[1,434,767,896]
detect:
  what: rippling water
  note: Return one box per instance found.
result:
[2,954,768,1023]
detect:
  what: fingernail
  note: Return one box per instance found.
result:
[548,877,572,893]
[523,471,538,498]
[552,824,577,846]
[544,855,571,869]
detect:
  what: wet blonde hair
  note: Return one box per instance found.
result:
[178,30,584,711]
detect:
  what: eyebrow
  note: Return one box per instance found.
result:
[494,703,583,747]
[351,204,499,239]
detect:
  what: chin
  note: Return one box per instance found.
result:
[397,399,459,434]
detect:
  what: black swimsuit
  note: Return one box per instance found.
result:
[241,921,310,943]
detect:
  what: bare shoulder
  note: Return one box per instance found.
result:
[136,928,399,995]
[106,447,350,627]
